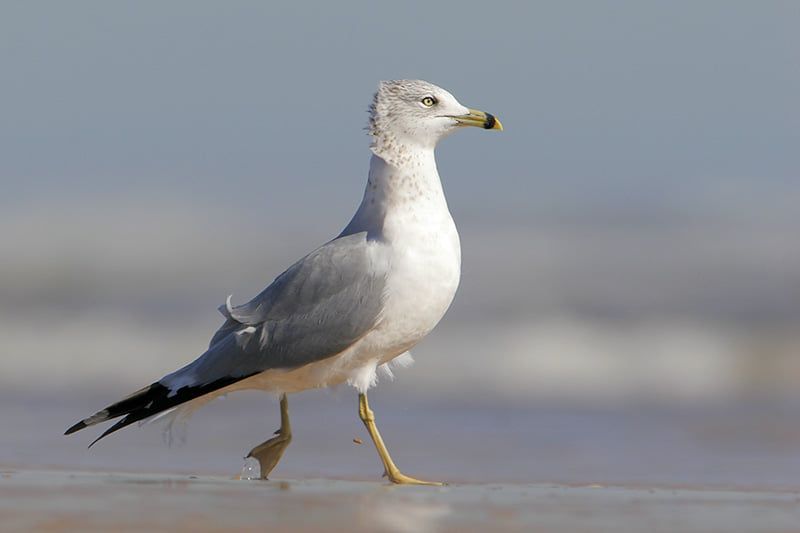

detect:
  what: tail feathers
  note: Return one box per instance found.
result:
[64,375,251,447]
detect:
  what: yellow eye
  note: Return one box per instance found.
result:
[421,96,436,107]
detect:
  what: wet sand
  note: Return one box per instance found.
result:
[9,391,800,487]
[2,469,799,533]
[4,392,800,531]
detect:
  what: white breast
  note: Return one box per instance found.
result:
[374,199,461,358]
[233,150,462,396]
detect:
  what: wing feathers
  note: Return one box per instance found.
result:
[64,376,253,446]
[66,232,388,445]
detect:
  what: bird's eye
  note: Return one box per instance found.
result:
[421,96,437,107]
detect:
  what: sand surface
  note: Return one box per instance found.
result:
[4,393,800,531]
[2,469,800,533]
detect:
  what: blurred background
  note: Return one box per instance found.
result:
[1,1,799,486]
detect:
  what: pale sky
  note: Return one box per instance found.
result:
[2,1,798,224]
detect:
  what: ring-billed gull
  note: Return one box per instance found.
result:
[66,80,502,485]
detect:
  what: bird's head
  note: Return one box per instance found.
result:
[368,80,502,151]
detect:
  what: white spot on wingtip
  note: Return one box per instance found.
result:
[236,326,257,336]
[84,409,110,426]
[218,294,235,318]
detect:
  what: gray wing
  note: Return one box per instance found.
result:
[219,230,387,367]
[65,232,388,444]
[161,232,387,391]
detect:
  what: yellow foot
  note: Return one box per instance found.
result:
[246,430,291,480]
[386,470,446,486]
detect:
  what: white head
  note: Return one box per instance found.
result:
[368,80,502,154]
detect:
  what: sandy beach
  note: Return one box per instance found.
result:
[2,469,800,533]
[3,393,800,532]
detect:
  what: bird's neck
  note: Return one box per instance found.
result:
[341,146,450,238]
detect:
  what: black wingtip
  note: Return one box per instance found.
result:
[67,376,253,448]
[87,429,110,448]
[65,421,87,436]
[87,416,132,448]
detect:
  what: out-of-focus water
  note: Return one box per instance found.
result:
[2,199,799,492]
[2,204,799,404]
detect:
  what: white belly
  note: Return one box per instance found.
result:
[371,210,461,359]
[229,210,461,396]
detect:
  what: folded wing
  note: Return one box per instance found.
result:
[66,231,388,444]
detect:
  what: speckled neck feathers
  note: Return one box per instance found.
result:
[342,151,448,239]
[368,99,424,167]
[341,80,456,240]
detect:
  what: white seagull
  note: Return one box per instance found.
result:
[66,80,502,485]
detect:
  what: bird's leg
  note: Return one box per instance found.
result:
[246,393,292,480]
[357,392,444,486]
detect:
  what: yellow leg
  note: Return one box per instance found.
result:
[246,394,292,480]
[358,392,444,486]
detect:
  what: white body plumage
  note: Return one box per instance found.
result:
[232,148,461,395]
